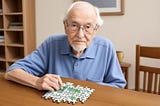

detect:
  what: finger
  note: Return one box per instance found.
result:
[42,83,54,91]
[46,86,54,91]
[46,78,60,90]
[47,76,60,89]
[42,76,60,90]
[50,74,63,87]
[44,74,63,89]
[56,75,63,86]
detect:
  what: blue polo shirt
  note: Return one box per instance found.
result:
[7,34,126,88]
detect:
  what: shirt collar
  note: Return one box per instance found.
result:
[60,39,71,54]
[81,41,96,59]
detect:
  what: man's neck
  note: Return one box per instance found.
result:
[72,49,84,58]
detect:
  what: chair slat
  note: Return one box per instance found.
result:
[159,76,160,94]
[140,65,160,74]
[148,72,153,93]
[154,74,158,94]
[143,72,147,91]
[140,46,160,59]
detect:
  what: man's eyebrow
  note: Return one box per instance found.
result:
[85,23,92,25]
[68,20,78,24]
[72,22,79,24]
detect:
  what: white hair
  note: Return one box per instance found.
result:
[63,1,103,26]
[94,7,103,26]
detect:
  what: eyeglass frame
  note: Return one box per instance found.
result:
[64,20,98,35]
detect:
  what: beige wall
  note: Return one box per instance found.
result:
[36,0,160,89]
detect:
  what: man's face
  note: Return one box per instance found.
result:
[64,6,98,53]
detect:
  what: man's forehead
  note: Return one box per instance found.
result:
[67,9,96,24]
[68,19,94,25]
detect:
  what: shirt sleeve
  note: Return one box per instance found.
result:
[99,43,126,88]
[6,37,50,77]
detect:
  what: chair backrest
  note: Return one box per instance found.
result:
[135,45,160,94]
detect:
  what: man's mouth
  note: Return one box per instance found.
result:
[73,40,86,44]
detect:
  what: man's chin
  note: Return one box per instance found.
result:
[71,45,86,53]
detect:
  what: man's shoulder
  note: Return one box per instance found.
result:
[40,34,68,47]
[93,36,113,47]
[47,34,67,41]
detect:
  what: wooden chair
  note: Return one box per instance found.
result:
[135,45,160,94]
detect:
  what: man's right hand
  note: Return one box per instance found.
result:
[35,74,63,91]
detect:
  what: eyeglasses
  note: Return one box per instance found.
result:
[66,21,97,34]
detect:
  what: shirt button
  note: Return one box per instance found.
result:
[75,63,78,66]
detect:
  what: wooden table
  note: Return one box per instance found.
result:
[120,62,131,89]
[1,72,160,106]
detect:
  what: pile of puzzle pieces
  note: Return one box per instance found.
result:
[42,82,95,104]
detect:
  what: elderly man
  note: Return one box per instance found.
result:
[5,1,126,91]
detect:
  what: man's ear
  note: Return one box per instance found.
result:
[63,20,66,25]
[63,20,68,34]
[63,20,67,30]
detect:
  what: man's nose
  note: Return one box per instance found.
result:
[77,27,85,38]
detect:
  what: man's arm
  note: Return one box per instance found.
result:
[102,40,126,88]
[5,69,63,91]
[4,36,64,91]
[104,51,126,88]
